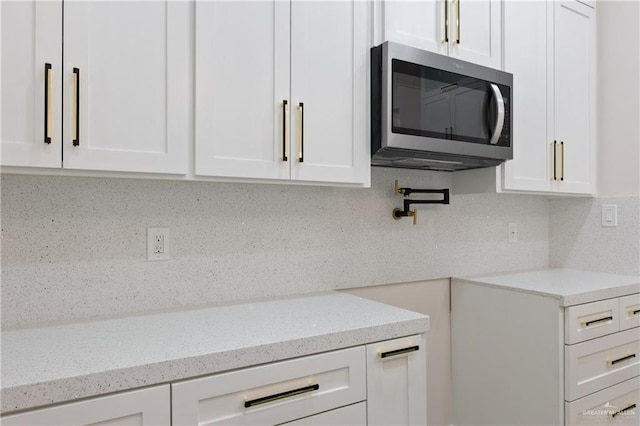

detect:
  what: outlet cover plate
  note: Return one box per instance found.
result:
[147,227,170,261]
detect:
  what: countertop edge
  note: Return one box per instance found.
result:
[1,316,428,414]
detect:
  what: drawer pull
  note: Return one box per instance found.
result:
[583,316,613,327]
[611,403,636,418]
[608,353,636,366]
[380,345,420,359]
[244,384,319,408]
[632,309,640,315]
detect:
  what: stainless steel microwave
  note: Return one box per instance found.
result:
[371,42,513,171]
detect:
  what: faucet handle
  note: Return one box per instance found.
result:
[408,209,417,225]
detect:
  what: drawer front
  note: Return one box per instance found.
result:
[566,377,639,425]
[171,346,366,426]
[1,385,170,426]
[566,299,619,344]
[619,294,640,331]
[565,328,640,401]
[281,401,366,425]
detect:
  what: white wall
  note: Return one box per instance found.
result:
[0,167,549,329]
[597,0,640,196]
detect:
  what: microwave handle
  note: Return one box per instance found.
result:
[489,83,505,145]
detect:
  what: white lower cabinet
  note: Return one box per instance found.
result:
[366,335,427,426]
[1,336,426,426]
[1,385,170,426]
[452,280,639,426]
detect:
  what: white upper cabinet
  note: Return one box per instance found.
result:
[456,0,596,196]
[1,0,189,174]
[502,0,554,192]
[63,1,189,174]
[196,0,369,186]
[290,1,368,184]
[377,0,501,68]
[194,0,290,180]
[552,0,596,194]
[1,1,62,168]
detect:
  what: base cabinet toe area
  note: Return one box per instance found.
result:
[0,335,426,426]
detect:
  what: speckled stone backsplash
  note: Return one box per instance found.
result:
[549,196,640,275]
[1,168,549,329]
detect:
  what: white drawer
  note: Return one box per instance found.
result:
[619,294,640,331]
[565,377,639,425]
[171,346,366,426]
[566,299,620,344]
[565,328,640,401]
[1,385,170,426]
[281,401,366,425]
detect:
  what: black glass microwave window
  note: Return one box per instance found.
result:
[392,59,511,147]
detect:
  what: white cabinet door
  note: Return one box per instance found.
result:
[290,0,368,184]
[194,0,290,180]
[366,335,427,426]
[502,0,554,192]
[553,0,596,194]
[1,385,170,426]
[377,0,446,55]
[1,0,62,168]
[448,0,501,69]
[62,1,189,174]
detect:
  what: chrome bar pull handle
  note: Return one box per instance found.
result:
[282,100,289,162]
[44,63,53,144]
[244,384,319,408]
[72,68,80,147]
[456,0,461,44]
[560,141,565,181]
[611,404,636,419]
[380,345,420,359]
[443,0,449,43]
[583,316,613,327]
[552,141,558,181]
[608,353,636,366]
[298,102,304,163]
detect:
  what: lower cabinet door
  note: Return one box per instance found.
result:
[171,346,366,426]
[280,402,366,425]
[566,377,639,425]
[1,385,170,426]
[366,335,427,426]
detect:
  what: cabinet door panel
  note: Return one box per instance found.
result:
[1,0,61,168]
[366,335,427,426]
[379,0,446,55]
[554,0,596,194]
[448,0,501,69]
[502,0,553,191]
[195,0,290,180]
[290,0,368,184]
[63,1,188,174]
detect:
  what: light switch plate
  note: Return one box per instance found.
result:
[601,205,618,227]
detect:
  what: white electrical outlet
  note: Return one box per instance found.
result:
[508,223,518,243]
[147,227,170,261]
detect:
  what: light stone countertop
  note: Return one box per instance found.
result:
[453,268,640,306]
[0,292,429,414]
